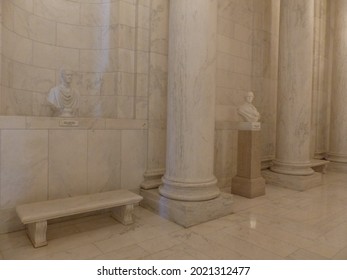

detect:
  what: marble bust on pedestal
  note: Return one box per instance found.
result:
[232,91,265,198]
[238,91,260,123]
[47,69,79,117]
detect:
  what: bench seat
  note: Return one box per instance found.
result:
[16,190,143,248]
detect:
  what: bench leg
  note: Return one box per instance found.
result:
[111,204,134,225]
[26,221,48,248]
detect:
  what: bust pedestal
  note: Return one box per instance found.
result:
[231,122,265,198]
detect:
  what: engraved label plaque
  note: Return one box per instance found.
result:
[59,119,79,127]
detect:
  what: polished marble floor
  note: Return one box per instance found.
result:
[1,172,347,260]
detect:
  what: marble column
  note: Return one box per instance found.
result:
[327,0,347,172]
[140,0,232,227]
[264,0,322,190]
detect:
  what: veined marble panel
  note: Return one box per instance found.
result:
[119,1,136,27]
[147,119,166,171]
[32,42,79,71]
[0,130,48,208]
[80,2,118,26]
[57,24,117,50]
[12,0,34,12]
[2,28,33,64]
[87,130,121,193]
[13,8,56,45]
[150,0,169,55]
[12,62,55,93]
[121,130,147,190]
[79,49,118,72]
[79,96,117,118]
[48,130,88,199]
[33,0,81,25]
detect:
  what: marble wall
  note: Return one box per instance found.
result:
[0,0,336,232]
[0,0,150,119]
[311,0,331,158]
[144,0,168,178]
[0,117,147,233]
[214,0,280,190]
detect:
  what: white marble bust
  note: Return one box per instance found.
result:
[47,69,79,117]
[237,91,260,122]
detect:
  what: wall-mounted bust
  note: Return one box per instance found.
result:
[237,91,260,122]
[47,69,79,117]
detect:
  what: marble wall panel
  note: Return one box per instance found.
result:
[135,97,148,120]
[57,24,118,50]
[214,129,237,191]
[0,130,48,208]
[80,2,118,26]
[32,42,79,70]
[2,27,32,64]
[100,73,117,96]
[119,0,136,27]
[79,96,117,118]
[12,0,34,12]
[80,49,118,72]
[121,130,147,190]
[48,130,88,199]
[118,48,135,73]
[136,74,149,97]
[117,96,134,119]
[1,88,33,116]
[148,53,168,121]
[2,1,14,31]
[87,130,121,193]
[33,0,81,25]
[117,72,135,96]
[137,28,150,52]
[147,119,166,171]
[118,25,136,50]
[150,0,169,55]
[13,7,56,45]
[12,63,55,93]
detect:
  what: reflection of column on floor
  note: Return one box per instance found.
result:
[232,122,265,198]
[327,0,347,173]
[263,0,322,191]
[140,0,233,227]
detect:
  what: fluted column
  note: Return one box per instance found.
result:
[328,0,347,171]
[271,0,315,176]
[159,0,220,201]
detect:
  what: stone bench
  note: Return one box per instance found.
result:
[16,190,143,248]
[311,159,329,174]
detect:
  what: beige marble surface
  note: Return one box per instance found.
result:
[0,130,48,208]
[159,0,220,202]
[328,0,347,169]
[48,130,88,199]
[87,130,121,193]
[271,0,315,176]
[1,172,347,260]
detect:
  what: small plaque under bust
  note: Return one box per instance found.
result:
[59,119,79,127]
[238,122,261,131]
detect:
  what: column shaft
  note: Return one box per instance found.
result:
[328,0,347,169]
[159,0,220,201]
[271,0,315,176]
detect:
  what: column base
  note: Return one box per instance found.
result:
[327,161,347,173]
[140,189,233,228]
[231,176,266,198]
[271,160,314,176]
[262,170,322,191]
[140,169,165,190]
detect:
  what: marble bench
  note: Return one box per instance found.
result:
[16,190,143,248]
[311,159,329,174]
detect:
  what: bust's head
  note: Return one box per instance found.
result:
[245,91,254,104]
[60,69,73,85]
